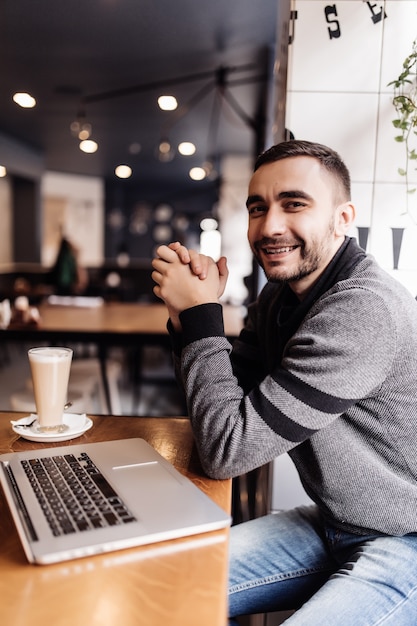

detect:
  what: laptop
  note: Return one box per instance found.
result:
[0,438,231,565]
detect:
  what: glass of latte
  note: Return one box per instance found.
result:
[28,347,73,433]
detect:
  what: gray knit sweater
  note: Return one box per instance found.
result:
[170,238,417,536]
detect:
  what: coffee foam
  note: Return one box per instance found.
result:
[29,348,72,362]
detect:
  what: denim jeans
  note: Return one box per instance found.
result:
[228,506,417,625]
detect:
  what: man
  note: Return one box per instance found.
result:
[151,140,417,624]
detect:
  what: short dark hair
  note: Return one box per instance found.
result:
[254,140,351,201]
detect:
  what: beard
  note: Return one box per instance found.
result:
[252,224,335,285]
[254,243,321,284]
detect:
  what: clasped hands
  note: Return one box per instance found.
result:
[151,242,228,331]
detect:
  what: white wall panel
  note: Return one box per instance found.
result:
[285,0,417,293]
[288,1,384,93]
[350,181,374,229]
[286,91,379,181]
[369,183,417,271]
[380,1,417,89]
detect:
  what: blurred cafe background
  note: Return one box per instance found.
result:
[0,0,416,541]
[0,0,283,308]
[0,0,283,417]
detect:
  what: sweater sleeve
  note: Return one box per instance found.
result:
[176,287,397,479]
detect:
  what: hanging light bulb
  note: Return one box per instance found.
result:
[13,92,36,108]
[70,109,92,140]
[78,123,92,140]
[189,166,206,181]
[115,165,132,179]
[159,140,171,154]
[79,139,98,153]
[157,95,178,111]
[157,139,174,162]
[70,120,80,136]
[178,141,196,156]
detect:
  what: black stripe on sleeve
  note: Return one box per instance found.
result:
[273,368,356,414]
[248,386,318,442]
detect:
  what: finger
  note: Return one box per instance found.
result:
[217,256,229,278]
[217,256,229,296]
[175,245,191,264]
[187,249,205,277]
[168,241,189,262]
[151,269,162,285]
[154,245,180,263]
[152,285,163,301]
[151,258,167,274]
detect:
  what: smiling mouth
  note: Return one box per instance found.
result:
[263,245,299,255]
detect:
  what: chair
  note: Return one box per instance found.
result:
[69,357,123,414]
[238,611,294,625]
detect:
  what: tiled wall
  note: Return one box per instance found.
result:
[286,0,417,295]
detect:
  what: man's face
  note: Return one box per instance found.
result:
[246,155,348,298]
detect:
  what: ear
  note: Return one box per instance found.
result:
[335,202,355,236]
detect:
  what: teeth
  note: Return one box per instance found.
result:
[265,246,294,254]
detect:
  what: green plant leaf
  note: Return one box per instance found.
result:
[390,39,417,214]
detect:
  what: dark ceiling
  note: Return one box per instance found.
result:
[0,0,280,187]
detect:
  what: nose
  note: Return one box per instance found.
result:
[260,205,287,237]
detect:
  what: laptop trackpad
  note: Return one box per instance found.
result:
[112,461,191,524]
[113,460,183,489]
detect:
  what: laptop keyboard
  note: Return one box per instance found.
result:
[21,453,137,537]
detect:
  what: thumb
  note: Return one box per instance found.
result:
[217,256,229,278]
[217,256,229,296]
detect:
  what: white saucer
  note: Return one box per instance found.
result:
[11,413,93,442]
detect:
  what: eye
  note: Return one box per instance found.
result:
[248,205,267,217]
[284,201,307,211]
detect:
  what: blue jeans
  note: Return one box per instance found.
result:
[228,506,417,625]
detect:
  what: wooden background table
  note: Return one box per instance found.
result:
[2,301,244,342]
[0,412,231,626]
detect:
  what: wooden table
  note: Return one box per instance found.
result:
[4,301,244,343]
[1,301,244,412]
[0,411,231,626]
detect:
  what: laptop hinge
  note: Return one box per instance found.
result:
[1,462,38,542]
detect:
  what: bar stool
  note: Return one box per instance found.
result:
[236,610,295,625]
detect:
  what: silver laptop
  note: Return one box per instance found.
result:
[0,438,231,565]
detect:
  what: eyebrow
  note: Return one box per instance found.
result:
[246,190,313,208]
[246,194,264,208]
